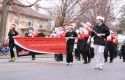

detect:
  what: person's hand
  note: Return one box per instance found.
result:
[87,39,90,44]
[70,37,74,39]
[66,37,69,40]
[97,34,102,37]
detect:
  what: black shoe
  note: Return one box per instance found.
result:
[32,58,35,60]
[123,60,125,62]
[95,67,99,69]
[83,62,87,64]
[75,57,77,59]
[60,59,63,61]
[77,59,80,61]
[109,61,113,63]
[88,60,91,63]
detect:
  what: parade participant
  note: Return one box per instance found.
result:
[6,24,18,62]
[90,37,94,58]
[81,22,92,64]
[87,16,110,70]
[104,30,115,63]
[76,28,84,61]
[50,29,59,61]
[65,24,78,66]
[56,26,66,61]
[50,30,58,38]
[113,33,118,58]
[31,27,39,60]
[122,36,125,62]
[1,41,10,56]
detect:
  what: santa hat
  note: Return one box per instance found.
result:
[96,16,105,22]
[10,24,16,28]
[66,24,74,29]
[59,26,64,30]
[86,22,91,27]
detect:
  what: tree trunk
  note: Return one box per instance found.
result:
[0,0,9,42]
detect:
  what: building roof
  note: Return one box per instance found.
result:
[0,0,49,20]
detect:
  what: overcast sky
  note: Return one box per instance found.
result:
[20,0,125,17]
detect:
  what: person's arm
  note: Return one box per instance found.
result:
[32,32,38,37]
[65,32,69,40]
[87,29,94,43]
[5,37,9,42]
[70,32,78,39]
[97,26,110,37]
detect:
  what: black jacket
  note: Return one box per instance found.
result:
[91,23,110,46]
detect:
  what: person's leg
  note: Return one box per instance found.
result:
[87,50,91,63]
[77,44,80,60]
[86,44,91,63]
[98,45,105,70]
[104,46,108,62]
[32,54,35,60]
[1,48,5,55]
[123,46,125,62]
[9,43,15,62]
[74,49,77,59]
[83,46,87,64]
[69,44,74,64]
[94,45,99,69]
[109,42,114,63]
[66,44,70,64]
[90,47,94,58]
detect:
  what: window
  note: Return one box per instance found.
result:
[39,21,42,28]
[26,18,33,27]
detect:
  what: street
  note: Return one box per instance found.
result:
[0,57,125,80]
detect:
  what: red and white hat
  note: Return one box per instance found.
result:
[86,22,91,27]
[59,26,64,30]
[96,16,105,22]
[10,23,16,28]
[66,24,74,29]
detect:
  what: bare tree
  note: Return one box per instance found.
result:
[117,5,125,34]
[39,0,94,27]
[0,0,40,42]
[80,0,124,28]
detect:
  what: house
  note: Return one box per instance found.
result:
[0,0,52,40]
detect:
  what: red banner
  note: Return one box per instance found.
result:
[14,37,66,55]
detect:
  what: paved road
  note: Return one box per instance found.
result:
[0,58,125,80]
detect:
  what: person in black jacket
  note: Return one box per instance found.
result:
[87,16,110,70]
[6,24,18,62]
[65,24,78,66]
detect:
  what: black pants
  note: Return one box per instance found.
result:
[77,40,83,60]
[32,54,35,59]
[66,43,74,63]
[121,45,125,61]
[90,47,94,58]
[81,38,91,63]
[114,44,117,58]
[56,54,63,60]
[75,49,78,58]
[104,42,114,61]
[9,41,15,58]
